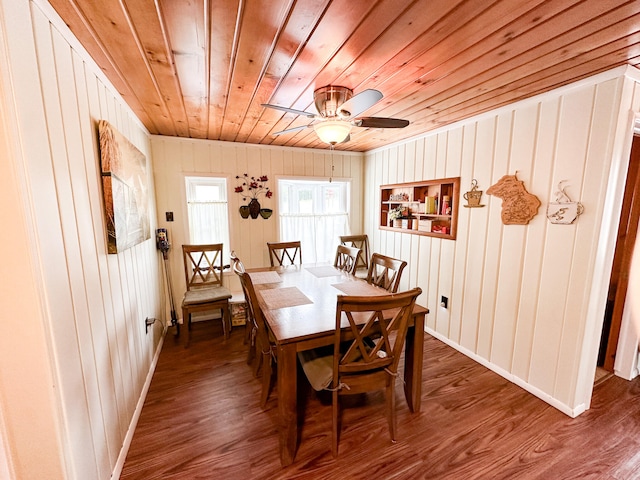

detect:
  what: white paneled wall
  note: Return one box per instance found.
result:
[2,2,639,479]
[151,136,364,304]
[365,68,640,416]
[0,1,163,478]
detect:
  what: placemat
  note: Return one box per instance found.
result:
[259,287,313,309]
[249,271,282,285]
[306,265,342,278]
[332,281,382,296]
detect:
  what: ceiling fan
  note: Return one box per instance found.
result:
[262,86,409,145]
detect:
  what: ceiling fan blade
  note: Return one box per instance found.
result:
[272,124,312,136]
[337,89,383,118]
[355,117,409,128]
[262,103,316,119]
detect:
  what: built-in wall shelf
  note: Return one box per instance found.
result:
[379,177,460,240]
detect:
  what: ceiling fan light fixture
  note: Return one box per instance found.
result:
[314,120,352,145]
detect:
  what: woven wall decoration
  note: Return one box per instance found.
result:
[487,174,541,225]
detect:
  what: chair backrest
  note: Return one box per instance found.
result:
[182,244,225,290]
[267,241,302,266]
[230,250,242,274]
[339,234,370,271]
[333,245,361,275]
[366,253,408,293]
[233,261,270,349]
[332,287,422,387]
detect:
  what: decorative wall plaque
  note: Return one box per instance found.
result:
[463,179,485,208]
[487,174,540,225]
[546,181,584,224]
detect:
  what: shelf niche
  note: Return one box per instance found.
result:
[379,177,460,240]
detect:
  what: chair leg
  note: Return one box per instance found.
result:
[260,352,272,409]
[253,347,263,378]
[181,306,190,348]
[332,390,339,457]
[221,303,231,339]
[243,318,252,344]
[246,329,256,366]
[387,380,397,442]
[246,344,255,366]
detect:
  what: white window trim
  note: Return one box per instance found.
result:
[181,173,233,264]
[276,175,352,263]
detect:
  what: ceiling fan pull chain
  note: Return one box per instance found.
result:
[329,145,335,183]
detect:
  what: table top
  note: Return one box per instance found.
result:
[247,264,428,348]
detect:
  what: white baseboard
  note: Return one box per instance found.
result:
[614,351,640,381]
[111,327,166,479]
[425,327,583,418]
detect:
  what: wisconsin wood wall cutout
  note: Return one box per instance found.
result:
[487,174,540,225]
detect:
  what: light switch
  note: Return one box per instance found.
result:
[440,296,448,309]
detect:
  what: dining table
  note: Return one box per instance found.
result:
[247,263,428,466]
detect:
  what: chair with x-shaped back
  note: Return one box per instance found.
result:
[333,244,361,275]
[298,287,422,456]
[366,253,407,293]
[267,241,302,266]
[181,244,232,343]
[339,234,369,277]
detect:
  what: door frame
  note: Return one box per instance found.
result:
[601,133,640,374]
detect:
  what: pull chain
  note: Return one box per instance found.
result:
[329,144,335,183]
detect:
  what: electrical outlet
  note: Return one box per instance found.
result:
[145,317,156,334]
[440,296,448,309]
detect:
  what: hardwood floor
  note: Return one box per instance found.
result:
[120,321,640,480]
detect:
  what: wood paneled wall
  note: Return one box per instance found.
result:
[3,2,639,478]
[151,136,364,300]
[0,1,164,478]
[364,68,640,415]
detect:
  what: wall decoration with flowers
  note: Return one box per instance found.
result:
[235,173,273,219]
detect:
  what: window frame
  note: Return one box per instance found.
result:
[182,174,233,264]
[276,175,352,263]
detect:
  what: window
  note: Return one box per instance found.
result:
[185,176,231,261]
[278,179,351,263]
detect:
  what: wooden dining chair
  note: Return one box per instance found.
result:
[230,251,254,350]
[339,234,369,275]
[230,254,256,367]
[298,287,422,457]
[333,244,361,275]
[267,240,302,266]
[181,244,232,341]
[366,253,408,293]
[232,259,276,409]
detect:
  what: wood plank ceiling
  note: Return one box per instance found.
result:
[49,0,640,152]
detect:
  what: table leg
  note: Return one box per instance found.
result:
[403,312,425,413]
[277,343,298,466]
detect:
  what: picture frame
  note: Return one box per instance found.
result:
[98,120,150,253]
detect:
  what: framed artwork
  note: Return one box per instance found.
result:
[98,120,150,254]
